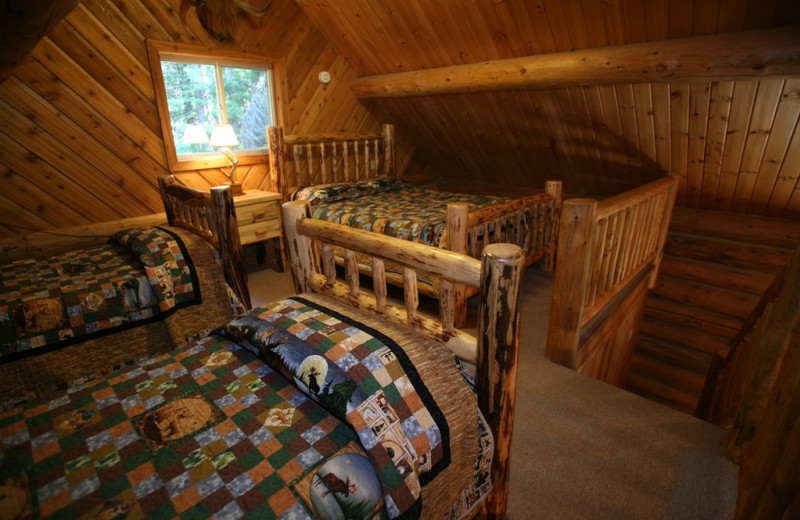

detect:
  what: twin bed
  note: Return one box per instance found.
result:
[0,182,245,405]
[0,181,525,517]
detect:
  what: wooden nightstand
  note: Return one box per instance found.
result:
[234,190,283,270]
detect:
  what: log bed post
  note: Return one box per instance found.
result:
[477,242,524,519]
[447,202,469,327]
[211,186,251,309]
[267,125,286,200]
[282,200,319,294]
[382,123,395,178]
[545,179,563,271]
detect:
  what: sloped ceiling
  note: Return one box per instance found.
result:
[298,0,800,217]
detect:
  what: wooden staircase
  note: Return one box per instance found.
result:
[626,207,800,415]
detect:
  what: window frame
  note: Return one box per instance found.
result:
[147,40,282,173]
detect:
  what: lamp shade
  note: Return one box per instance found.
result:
[209,124,240,148]
[182,124,209,144]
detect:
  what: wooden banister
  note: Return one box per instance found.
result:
[546,176,677,386]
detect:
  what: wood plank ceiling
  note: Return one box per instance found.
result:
[299,0,800,218]
[0,0,403,239]
[1,0,800,241]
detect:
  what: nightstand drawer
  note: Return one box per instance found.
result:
[235,201,280,225]
[239,219,281,245]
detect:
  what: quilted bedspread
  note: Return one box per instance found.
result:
[0,227,201,362]
[294,178,508,248]
[0,295,491,520]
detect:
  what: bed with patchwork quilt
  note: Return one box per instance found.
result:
[0,294,492,519]
[0,199,525,519]
[0,226,238,404]
[268,124,561,327]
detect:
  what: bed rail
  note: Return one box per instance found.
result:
[546,175,677,386]
[159,176,250,309]
[282,199,523,518]
[268,124,395,202]
[465,180,562,270]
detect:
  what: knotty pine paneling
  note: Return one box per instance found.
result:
[0,0,397,240]
[376,77,800,217]
[301,0,800,218]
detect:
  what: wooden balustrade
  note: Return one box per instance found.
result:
[546,176,677,386]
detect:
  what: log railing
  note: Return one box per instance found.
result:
[466,180,562,270]
[546,176,677,386]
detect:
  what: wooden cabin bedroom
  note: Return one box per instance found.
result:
[1,1,798,519]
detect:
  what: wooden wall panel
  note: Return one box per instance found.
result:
[0,0,396,240]
[2,0,800,240]
[299,0,800,218]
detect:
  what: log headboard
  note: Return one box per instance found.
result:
[267,124,395,202]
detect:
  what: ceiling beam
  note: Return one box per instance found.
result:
[0,0,80,84]
[351,26,800,99]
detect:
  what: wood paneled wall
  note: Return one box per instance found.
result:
[300,0,800,218]
[2,0,800,239]
[0,0,411,239]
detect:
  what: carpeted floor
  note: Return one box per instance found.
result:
[247,260,739,520]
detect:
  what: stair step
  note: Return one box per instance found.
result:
[635,333,715,375]
[643,296,741,340]
[669,207,800,248]
[626,371,699,414]
[658,254,774,296]
[629,354,707,395]
[650,275,759,320]
[639,316,731,357]
[664,232,792,276]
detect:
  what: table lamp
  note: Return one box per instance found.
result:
[209,124,242,194]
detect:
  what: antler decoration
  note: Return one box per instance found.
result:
[182,0,272,42]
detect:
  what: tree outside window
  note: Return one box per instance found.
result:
[148,40,278,172]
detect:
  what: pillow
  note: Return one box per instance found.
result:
[292,177,413,207]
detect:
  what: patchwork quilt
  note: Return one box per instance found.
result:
[293,178,509,248]
[0,227,201,362]
[0,296,492,519]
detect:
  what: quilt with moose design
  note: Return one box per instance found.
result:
[0,227,201,362]
[0,295,492,519]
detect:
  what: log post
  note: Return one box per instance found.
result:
[649,174,678,288]
[476,243,524,520]
[281,200,319,294]
[546,198,597,367]
[734,302,800,520]
[211,186,250,309]
[447,202,469,327]
[267,126,285,199]
[544,179,563,271]
[382,123,395,177]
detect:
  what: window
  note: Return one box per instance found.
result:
[148,40,279,172]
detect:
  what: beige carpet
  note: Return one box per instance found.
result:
[246,259,739,520]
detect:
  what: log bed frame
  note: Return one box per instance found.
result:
[158,175,250,309]
[267,124,562,325]
[282,199,523,519]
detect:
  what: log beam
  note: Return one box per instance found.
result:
[351,26,800,99]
